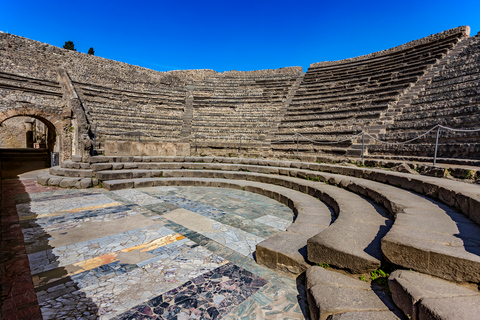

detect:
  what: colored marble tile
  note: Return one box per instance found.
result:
[145,201,180,216]
[27,224,175,274]
[112,262,267,320]
[16,193,119,219]
[142,187,288,238]
[254,214,292,230]
[113,189,165,206]
[163,208,264,258]
[158,194,227,219]
[145,187,293,222]
[3,183,309,320]
[21,204,139,247]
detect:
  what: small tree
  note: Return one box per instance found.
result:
[88,47,95,55]
[63,41,76,51]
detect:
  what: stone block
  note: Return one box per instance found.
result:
[103,180,134,191]
[91,163,113,171]
[328,311,402,320]
[71,155,82,163]
[59,178,80,188]
[37,174,50,185]
[256,231,310,275]
[306,266,397,320]
[132,170,151,179]
[286,223,324,238]
[75,178,92,189]
[308,284,392,320]
[389,270,480,320]
[123,163,139,169]
[89,156,114,163]
[96,170,133,180]
[450,167,475,179]
[47,177,62,186]
[134,179,155,188]
[80,163,91,169]
[419,165,447,178]
[112,163,124,170]
[120,156,134,163]
[306,266,370,290]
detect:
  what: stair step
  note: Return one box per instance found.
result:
[306,267,403,320]
[389,270,480,320]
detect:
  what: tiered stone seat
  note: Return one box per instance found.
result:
[39,157,480,274]
[273,27,469,157]
[76,82,187,141]
[306,267,403,320]
[388,270,480,320]
[371,33,480,160]
[189,70,302,152]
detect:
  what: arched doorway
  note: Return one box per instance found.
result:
[0,112,65,178]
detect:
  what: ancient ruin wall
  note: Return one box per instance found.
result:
[0,32,303,157]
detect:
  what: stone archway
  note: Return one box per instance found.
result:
[0,107,72,162]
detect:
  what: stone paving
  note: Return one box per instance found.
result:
[1,174,309,320]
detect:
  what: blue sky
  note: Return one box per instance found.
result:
[1,0,479,73]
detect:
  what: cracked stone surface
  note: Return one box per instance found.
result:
[2,178,309,320]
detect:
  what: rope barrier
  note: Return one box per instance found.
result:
[364,126,439,145]
[438,125,480,132]
[95,124,480,147]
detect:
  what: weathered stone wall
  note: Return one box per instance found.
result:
[0,117,27,148]
[104,141,190,157]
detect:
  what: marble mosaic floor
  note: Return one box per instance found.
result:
[1,176,310,320]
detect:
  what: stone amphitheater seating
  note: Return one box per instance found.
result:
[273,26,470,157]
[77,81,188,141]
[189,71,301,151]
[388,270,480,320]
[37,155,480,318]
[306,267,403,320]
[3,25,480,319]
[37,155,480,319]
[370,33,480,160]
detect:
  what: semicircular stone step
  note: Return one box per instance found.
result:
[306,266,403,320]
[103,168,393,273]
[104,176,333,276]
[389,270,480,320]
